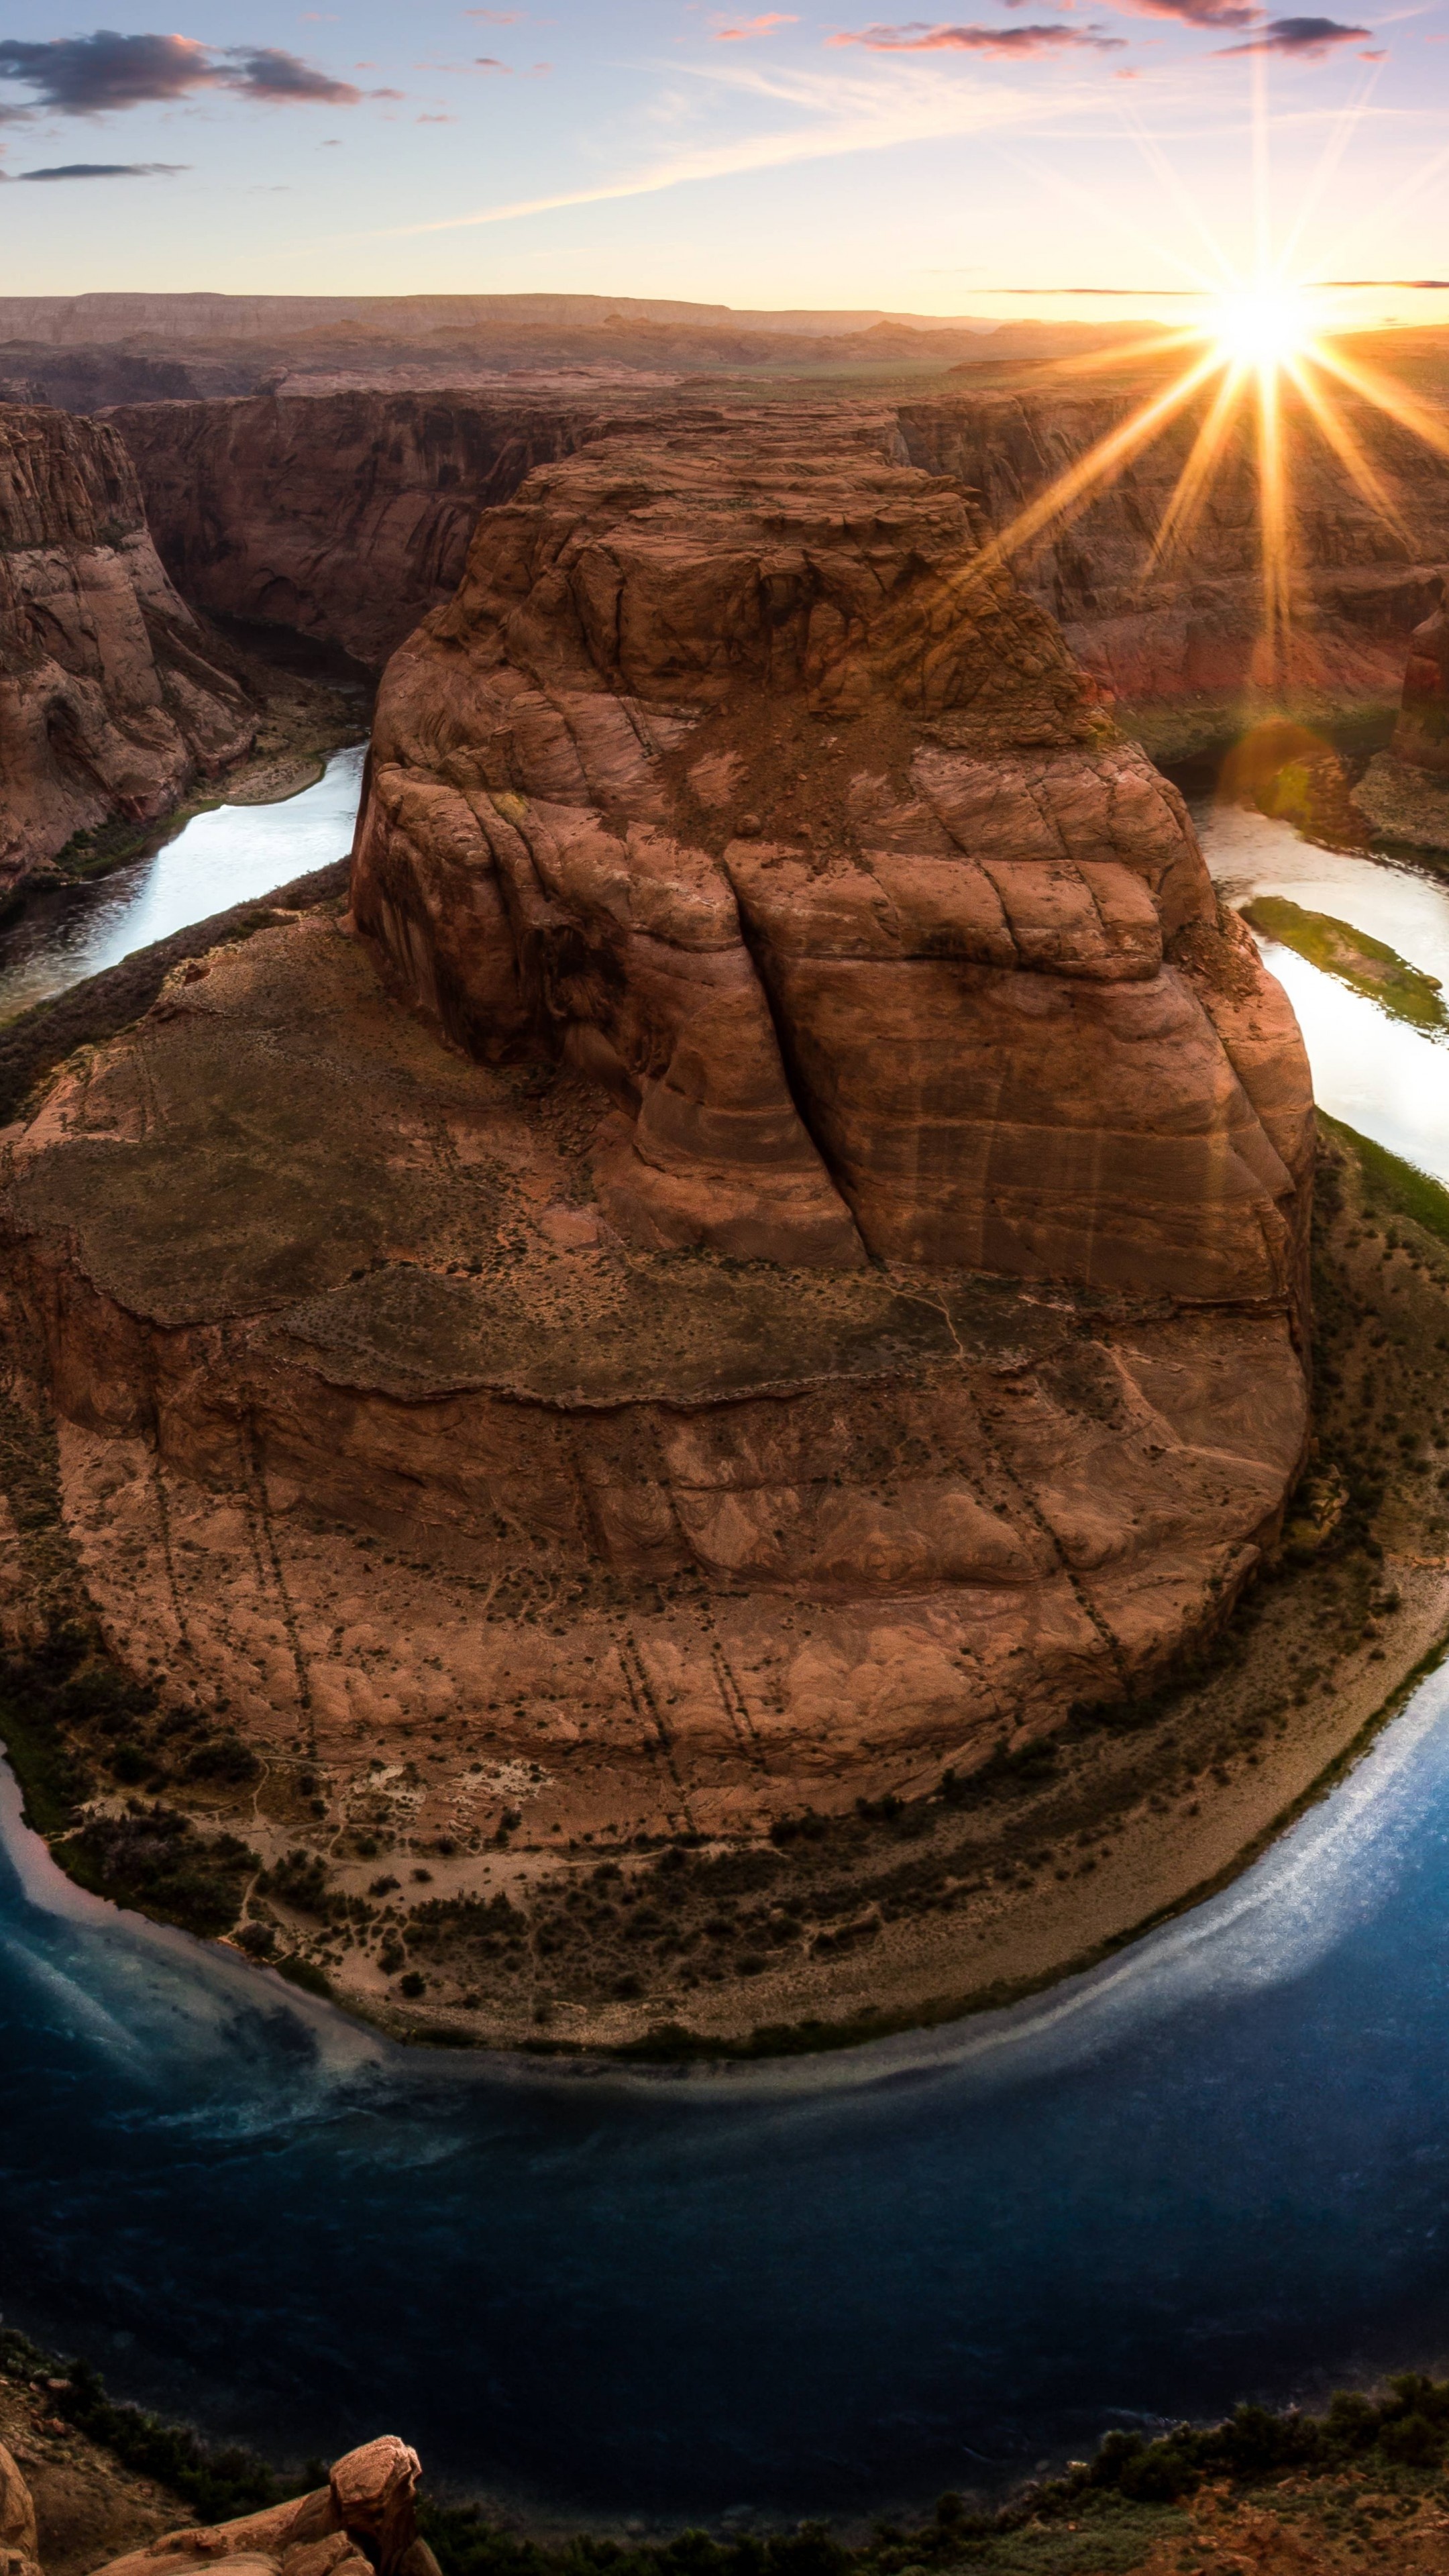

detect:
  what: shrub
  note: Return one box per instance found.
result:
[185,1735,262,1786]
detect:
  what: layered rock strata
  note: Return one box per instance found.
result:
[106,370,1449,738]
[0,405,256,898]
[0,416,1314,1921]
[1,2441,42,2576]
[106,392,631,669]
[354,412,1311,1306]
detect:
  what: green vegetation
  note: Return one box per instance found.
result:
[1320,1108,1449,1248]
[51,816,160,883]
[0,1625,150,1835]
[58,1803,256,1939]
[1242,894,1449,1034]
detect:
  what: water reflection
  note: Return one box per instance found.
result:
[1195,792,1449,1185]
[0,748,365,1026]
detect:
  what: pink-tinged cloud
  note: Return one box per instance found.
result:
[828,16,1127,47]
[712,11,799,34]
[1216,13,1370,51]
[462,7,523,17]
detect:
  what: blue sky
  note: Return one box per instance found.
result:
[3,1,1449,321]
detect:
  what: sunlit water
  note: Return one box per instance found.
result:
[3,761,1449,2516]
[0,748,365,1024]
[1195,794,1449,1186]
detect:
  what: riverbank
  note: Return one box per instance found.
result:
[0,1078,1444,2057]
[16,649,364,916]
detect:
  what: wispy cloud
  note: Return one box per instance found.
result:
[1106,0,1258,27]
[712,12,800,35]
[828,18,1127,48]
[370,52,1148,239]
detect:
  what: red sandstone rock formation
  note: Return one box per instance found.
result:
[0,405,255,898]
[0,2439,42,2576]
[68,2440,435,2576]
[899,383,1449,714]
[0,413,1314,1927]
[106,370,1449,730]
[354,411,1312,1307]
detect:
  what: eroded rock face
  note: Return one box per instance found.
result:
[1,2440,42,2576]
[354,413,1311,1306]
[107,392,625,669]
[0,405,255,896]
[900,385,1449,714]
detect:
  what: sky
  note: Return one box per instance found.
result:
[4,0,1449,321]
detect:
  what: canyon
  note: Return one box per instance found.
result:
[0,405,1330,2049]
[94,358,1449,750]
[0,406,258,902]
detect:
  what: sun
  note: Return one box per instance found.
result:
[1209,282,1314,370]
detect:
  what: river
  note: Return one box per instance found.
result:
[2,752,1449,2525]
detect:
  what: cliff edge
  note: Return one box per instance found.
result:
[0,405,256,902]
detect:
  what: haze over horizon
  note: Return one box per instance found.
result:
[3,0,1449,333]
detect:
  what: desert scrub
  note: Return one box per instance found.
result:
[58,1802,255,1939]
[0,1624,153,1835]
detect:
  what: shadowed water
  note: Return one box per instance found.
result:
[2,770,1449,2519]
[7,1658,1449,2520]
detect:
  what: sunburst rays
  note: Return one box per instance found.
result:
[965,97,1449,694]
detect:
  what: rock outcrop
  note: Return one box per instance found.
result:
[354,411,1311,1305]
[105,366,1449,743]
[0,405,256,899]
[92,2440,434,2576]
[105,392,632,669]
[1391,570,1449,771]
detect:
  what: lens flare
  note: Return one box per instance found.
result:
[1210,283,1312,369]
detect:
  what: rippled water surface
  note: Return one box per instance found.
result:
[4,759,1449,2520]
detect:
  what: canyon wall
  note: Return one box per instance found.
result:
[900,382,1449,713]
[0,403,256,897]
[106,391,637,668]
[107,372,1449,730]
